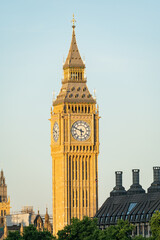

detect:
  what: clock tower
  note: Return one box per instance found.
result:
[50,16,99,235]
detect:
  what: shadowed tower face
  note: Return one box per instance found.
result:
[50,15,99,235]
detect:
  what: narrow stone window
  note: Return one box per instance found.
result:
[86,190,88,207]
[76,160,78,180]
[82,106,84,112]
[73,190,74,207]
[76,190,78,207]
[86,160,87,180]
[82,161,84,180]
[83,190,84,207]
[80,72,82,80]
[72,160,74,180]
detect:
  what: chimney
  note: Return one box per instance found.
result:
[127,169,145,195]
[148,167,160,193]
[110,171,126,197]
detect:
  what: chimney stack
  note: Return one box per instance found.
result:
[127,169,145,195]
[110,171,126,197]
[148,167,160,193]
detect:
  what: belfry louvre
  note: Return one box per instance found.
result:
[95,167,160,238]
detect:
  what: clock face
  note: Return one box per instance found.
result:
[71,121,91,141]
[53,122,59,142]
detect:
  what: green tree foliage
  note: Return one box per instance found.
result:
[6,231,22,240]
[57,216,100,240]
[101,219,134,240]
[57,217,134,240]
[150,210,160,240]
[6,225,54,240]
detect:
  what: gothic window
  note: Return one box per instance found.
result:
[82,161,84,180]
[86,160,87,180]
[76,190,78,207]
[76,160,78,180]
[82,106,84,112]
[83,190,84,207]
[72,160,74,180]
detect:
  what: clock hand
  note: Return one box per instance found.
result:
[73,126,84,133]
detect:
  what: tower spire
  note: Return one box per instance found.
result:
[63,15,85,69]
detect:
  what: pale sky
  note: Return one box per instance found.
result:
[0,0,160,215]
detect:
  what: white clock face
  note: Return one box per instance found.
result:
[71,121,91,141]
[53,122,59,142]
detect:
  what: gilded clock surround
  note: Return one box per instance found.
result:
[50,17,99,235]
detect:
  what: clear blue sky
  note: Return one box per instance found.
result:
[0,0,160,214]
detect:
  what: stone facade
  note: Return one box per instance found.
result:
[51,16,99,235]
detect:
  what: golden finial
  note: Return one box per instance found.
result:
[71,14,76,28]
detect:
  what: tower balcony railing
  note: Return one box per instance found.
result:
[62,77,87,83]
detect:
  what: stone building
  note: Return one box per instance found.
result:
[51,15,99,234]
[0,170,10,228]
[95,167,160,238]
[1,209,52,239]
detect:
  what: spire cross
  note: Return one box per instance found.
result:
[71,14,76,28]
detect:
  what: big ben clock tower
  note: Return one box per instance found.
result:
[50,15,99,235]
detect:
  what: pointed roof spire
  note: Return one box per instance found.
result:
[63,15,85,69]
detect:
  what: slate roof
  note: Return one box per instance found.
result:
[95,191,160,226]
[53,82,96,106]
